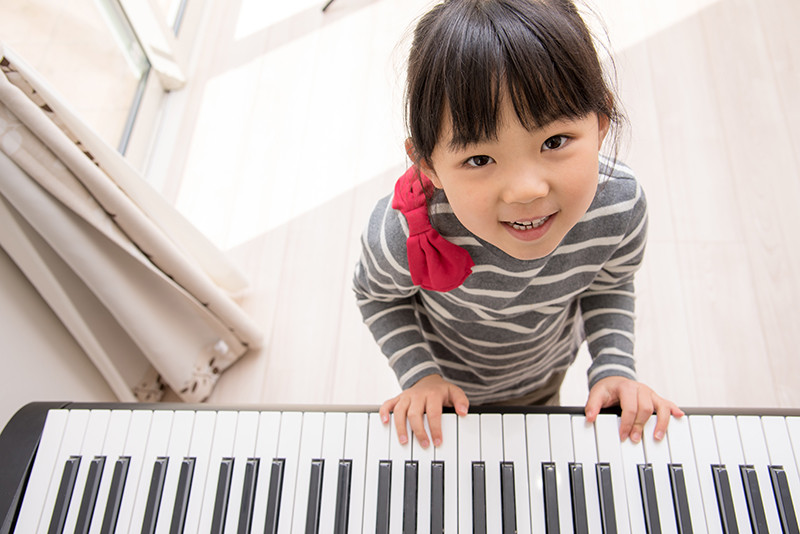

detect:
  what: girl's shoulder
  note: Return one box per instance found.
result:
[595,156,645,206]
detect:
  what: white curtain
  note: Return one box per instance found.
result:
[0,44,263,403]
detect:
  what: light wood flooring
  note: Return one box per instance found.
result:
[115,0,800,411]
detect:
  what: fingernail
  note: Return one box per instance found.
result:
[421,439,429,448]
[433,438,442,447]
[655,430,664,441]
[631,432,641,443]
[381,414,389,424]
[398,434,408,445]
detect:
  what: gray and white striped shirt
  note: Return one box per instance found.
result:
[353,158,646,404]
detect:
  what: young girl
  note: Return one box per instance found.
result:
[353,0,683,449]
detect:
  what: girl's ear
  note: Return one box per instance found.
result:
[597,113,611,150]
[405,138,442,188]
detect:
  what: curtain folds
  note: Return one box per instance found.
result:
[0,44,263,402]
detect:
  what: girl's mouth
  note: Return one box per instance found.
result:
[508,215,550,231]
[502,213,556,242]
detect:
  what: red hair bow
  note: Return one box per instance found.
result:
[392,167,474,291]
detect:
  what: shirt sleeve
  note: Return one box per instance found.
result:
[579,179,648,389]
[352,195,442,388]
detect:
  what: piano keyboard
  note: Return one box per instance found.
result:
[1,403,799,534]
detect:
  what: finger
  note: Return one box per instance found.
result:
[449,386,470,416]
[392,398,410,445]
[584,387,609,422]
[426,401,444,447]
[628,392,654,444]
[652,401,672,441]
[617,387,637,441]
[379,396,398,424]
[406,399,429,448]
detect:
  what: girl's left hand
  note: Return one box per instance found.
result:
[584,376,684,443]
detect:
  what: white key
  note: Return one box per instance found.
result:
[343,412,369,534]
[38,409,90,534]
[762,417,800,529]
[318,412,347,534]
[89,410,132,534]
[250,411,281,534]
[436,413,458,534]
[129,411,173,533]
[737,416,782,533]
[291,412,325,533]
[62,409,111,534]
[547,414,574,534]
[224,410,259,532]
[15,409,69,533]
[415,417,435,534]
[182,411,217,533]
[689,415,724,533]
[389,413,412,534]
[525,413,550,533]
[480,414,504,531]
[594,413,631,534]
[153,410,194,534]
[363,413,390,533]
[620,424,647,533]
[642,417,678,533]
[458,413,481,533]
[503,413,532,534]
[197,411,238,532]
[114,410,154,533]
[713,415,752,532]
[275,411,303,534]
[786,417,800,481]
[571,415,602,534]
[664,415,709,533]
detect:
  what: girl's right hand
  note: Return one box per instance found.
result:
[379,374,469,448]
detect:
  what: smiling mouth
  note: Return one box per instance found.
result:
[507,215,551,231]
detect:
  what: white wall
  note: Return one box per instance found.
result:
[0,247,116,431]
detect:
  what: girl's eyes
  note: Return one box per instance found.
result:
[464,155,494,168]
[542,135,569,151]
[462,135,569,167]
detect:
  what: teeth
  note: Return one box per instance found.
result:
[510,216,549,231]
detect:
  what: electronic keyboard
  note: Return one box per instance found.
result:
[1,402,799,533]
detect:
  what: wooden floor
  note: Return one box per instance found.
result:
[148,0,800,412]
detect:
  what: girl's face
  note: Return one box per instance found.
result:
[420,99,609,261]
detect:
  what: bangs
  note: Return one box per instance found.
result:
[407,0,612,159]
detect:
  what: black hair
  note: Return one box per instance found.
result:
[405,0,622,167]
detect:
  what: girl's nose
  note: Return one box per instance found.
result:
[501,168,550,204]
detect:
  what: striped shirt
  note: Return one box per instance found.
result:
[353,157,646,404]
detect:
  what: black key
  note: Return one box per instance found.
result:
[334,459,353,534]
[500,461,517,534]
[49,455,81,534]
[569,462,588,534]
[210,457,234,534]
[769,465,800,534]
[376,460,392,534]
[305,459,324,534]
[170,457,195,534]
[471,461,487,534]
[740,465,768,533]
[403,460,418,534]
[668,464,694,534]
[542,462,559,534]
[264,458,286,534]
[100,456,130,534]
[638,464,662,534]
[430,461,445,534]
[75,455,106,534]
[596,462,618,534]
[238,458,259,534]
[711,464,740,534]
[141,457,169,534]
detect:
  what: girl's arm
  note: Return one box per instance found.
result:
[579,180,682,440]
